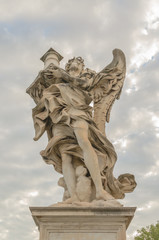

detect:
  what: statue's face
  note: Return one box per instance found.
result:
[69,59,83,73]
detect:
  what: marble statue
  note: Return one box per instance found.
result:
[26,48,136,205]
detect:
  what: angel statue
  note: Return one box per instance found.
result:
[27,48,136,206]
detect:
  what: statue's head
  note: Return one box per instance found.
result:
[65,57,84,76]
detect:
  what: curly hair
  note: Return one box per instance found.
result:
[65,57,85,72]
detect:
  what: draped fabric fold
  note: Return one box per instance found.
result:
[31,82,133,199]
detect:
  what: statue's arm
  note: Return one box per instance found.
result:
[52,69,90,89]
[63,71,88,88]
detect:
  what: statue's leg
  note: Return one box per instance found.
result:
[73,120,114,201]
[61,153,79,203]
[52,124,79,203]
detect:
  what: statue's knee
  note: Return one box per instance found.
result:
[61,153,72,164]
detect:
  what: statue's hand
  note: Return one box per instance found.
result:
[42,68,72,83]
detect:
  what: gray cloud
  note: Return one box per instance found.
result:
[0,0,159,239]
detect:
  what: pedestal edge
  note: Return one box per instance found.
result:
[29,206,136,230]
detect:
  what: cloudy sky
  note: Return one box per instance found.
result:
[0,0,159,239]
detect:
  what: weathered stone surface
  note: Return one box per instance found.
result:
[30,206,136,240]
[27,48,137,205]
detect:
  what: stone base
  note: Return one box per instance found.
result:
[30,206,136,240]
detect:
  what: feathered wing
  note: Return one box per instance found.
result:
[92,49,126,136]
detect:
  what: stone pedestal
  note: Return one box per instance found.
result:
[30,206,136,240]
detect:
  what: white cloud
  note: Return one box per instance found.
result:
[145,0,159,30]
[151,114,159,128]
[1,0,159,240]
[19,199,28,206]
[28,191,39,197]
[130,41,158,68]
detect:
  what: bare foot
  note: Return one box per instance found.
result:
[63,194,80,204]
[96,189,114,201]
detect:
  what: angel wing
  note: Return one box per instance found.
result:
[92,49,126,136]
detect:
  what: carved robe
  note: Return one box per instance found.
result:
[28,49,136,200]
[32,77,126,199]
